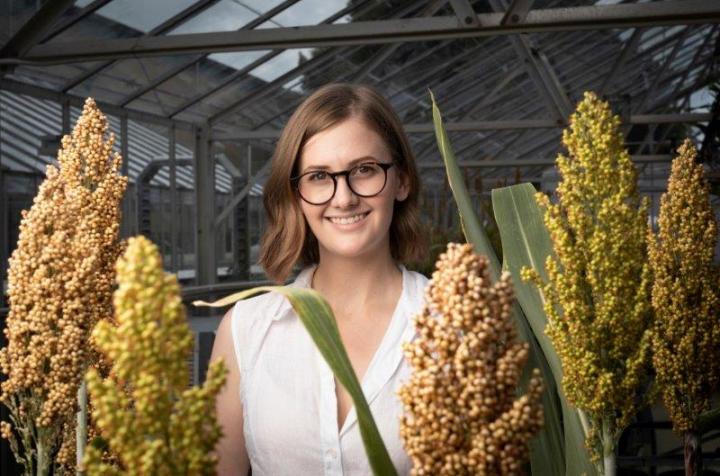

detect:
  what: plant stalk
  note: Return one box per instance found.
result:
[684,430,701,476]
[602,419,616,476]
[77,380,88,475]
[36,438,50,476]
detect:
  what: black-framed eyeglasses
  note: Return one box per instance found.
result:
[290,162,395,205]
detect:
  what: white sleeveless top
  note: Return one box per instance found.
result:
[230,264,429,476]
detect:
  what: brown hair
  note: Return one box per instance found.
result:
[258,83,427,283]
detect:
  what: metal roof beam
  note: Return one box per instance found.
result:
[634,26,693,113]
[0,0,75,58]
[41,0,114,43]
[501,0,534,26]
[13,1,720,65]
[169,0,376,118]
[449,0,480,28]
[417,155,673,168]
[489,0,572,121]
[211,113,711,140]
[0,78,193,129]
[116,0,304,107]
[205,0,431,125]
[61,0,223,93]
[598,27,643,96]
[347,0,450,83]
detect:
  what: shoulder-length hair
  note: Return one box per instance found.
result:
[259,83,428,283]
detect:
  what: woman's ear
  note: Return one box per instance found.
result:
[395,170,410,202]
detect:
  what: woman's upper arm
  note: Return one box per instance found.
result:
[211,306,250,476]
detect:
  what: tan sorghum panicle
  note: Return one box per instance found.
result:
[399,243,544,476]
[83,236,227,476]
[521,92,654,467]
[0,98,127,472]
[648,139,720,433]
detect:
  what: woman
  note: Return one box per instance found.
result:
[210,83,429,475]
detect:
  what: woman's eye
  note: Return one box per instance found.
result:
[355,164,377,175]
[308,171,328,181]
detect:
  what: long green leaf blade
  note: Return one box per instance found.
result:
[492,183,598,476]
[195,288,397,476]
[430,91,565,475]
[430,90,500,277]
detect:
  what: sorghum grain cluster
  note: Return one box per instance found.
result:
[83,236,227,476]
[399,243,543,475]
[648,139,720,433]
[522,91,654,468]
[0,98,127,474]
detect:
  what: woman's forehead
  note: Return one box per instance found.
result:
[299,118,390,170]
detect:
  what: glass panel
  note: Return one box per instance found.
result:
[0,0,49,46]
[639,26,685,54]
[256,0,347,28]
[10,62,107,91]
[94,0,198,33]
[247,49,314,83]
[169,0,259,35]
[208,51,272,72]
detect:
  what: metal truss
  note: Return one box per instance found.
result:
[417,154,673,168]
[61,0,223,93]
[6,1,718,66]
[0,0,75,60]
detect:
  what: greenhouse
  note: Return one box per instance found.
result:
[1,0,719,475]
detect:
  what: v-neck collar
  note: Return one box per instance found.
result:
[316,265,411,437]
[277,264,415,437]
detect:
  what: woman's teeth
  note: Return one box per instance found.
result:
[328,212,367,225]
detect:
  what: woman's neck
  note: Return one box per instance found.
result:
[311,253,402,323]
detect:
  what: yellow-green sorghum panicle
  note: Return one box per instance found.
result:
[399,243,544,475]
[82,236,227,476]
[0,98,127,473]
[521,91,654,465]
[648,139,720,433]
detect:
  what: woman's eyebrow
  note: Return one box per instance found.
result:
[301,155,378,173]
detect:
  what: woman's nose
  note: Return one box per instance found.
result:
[331,175,358,208]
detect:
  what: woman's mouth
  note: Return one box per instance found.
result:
[326,211,370,226]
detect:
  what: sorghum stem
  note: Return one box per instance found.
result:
[602,420,616,476]
[684,430,701,476]
[77,380,88,475]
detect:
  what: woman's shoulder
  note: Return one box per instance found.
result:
[230,266,314,323]
[402,265,430,291]
[400,265,430,312]
[230,290,286,324]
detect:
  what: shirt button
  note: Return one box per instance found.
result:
[326,449,337,459]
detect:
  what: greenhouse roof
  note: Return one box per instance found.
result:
[0,0,719,187]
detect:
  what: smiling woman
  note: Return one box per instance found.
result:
[209,83,429,476]
[260,83,427,283]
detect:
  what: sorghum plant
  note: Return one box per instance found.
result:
[0,98,127,475]
[83,235,227,476]
[522,91,654,475]
[648,139,720,476]
[399,243,544,475]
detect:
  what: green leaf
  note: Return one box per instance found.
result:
[430,91,566,476]
[194,287,397,476]
[492,183,598,476]
[430,90,499,277]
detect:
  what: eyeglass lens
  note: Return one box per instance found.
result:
[297,163,389,204]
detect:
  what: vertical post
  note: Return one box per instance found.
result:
[120,114,131,238]
[0,145,6,305]
[194,126,216,286]
[169,124,178,273]
[61,99,70,135]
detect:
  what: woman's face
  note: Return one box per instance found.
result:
[297,116,409,261]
